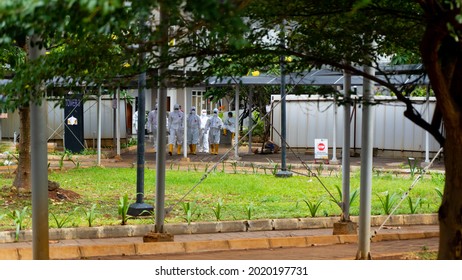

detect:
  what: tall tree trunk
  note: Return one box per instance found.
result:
[420,2,462,258]
[439,132,462,259]
[13,106,31,193]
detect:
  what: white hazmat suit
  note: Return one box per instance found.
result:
[168,104,184,155]
[205,108,223,155]
[187,106,201,155]
[147,105,158,152]
[199,109,209,153]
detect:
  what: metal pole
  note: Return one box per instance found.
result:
[155,3,169,233]
[97,89,102,166]
[113,92,117,149]
[342,70,352,221]
[331,94,338,163]
[116,87,121,157]
[280,54,287,170]
[276,21,292,177]
[234,84,240,159]
[127,50,153,216]
[248,86,253,154]
[183,59,188,159]
[425,88,430,163]
[137,69,146,195]
[30,34,49,260]
[356,64,375,260]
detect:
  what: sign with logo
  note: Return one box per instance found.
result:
[64,96,84,153]
[314,138,328,160]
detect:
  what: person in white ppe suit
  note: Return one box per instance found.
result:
[205,108,223,155]
[168,103,184,155]
[199,109,209,153]
[132,111,138,134]
[147,104,158,152]
[187,106,201,155]
[223,111,237,145]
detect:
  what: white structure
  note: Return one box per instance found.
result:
[270,94,440,156]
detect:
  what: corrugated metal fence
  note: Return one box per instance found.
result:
[270,95,440,155]
[1,97,128,144]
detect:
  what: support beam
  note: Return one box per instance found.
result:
[275,21,292,178]
[128,11,154,216]
[116,88,121,157]
[97,90,102,166]
[331,94,338,164]
[333,69,357,235]
[155,3,169,233]
[182,62,189,161]
[232,84,240,160]
[342,70,352,221]
[128,51,153,216]
[247,86,253,154]
[30,34,49,260]
[356,64,375,260]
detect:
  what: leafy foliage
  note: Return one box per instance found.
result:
[118,194,130,225]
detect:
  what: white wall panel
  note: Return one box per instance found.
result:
[271,95,440,153]
[1,97,128,142]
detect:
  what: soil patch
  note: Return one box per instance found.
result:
[48,188,81,202]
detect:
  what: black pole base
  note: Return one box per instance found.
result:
[127,203,154,217]
[275,170,293,178]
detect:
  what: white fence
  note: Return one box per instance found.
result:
[1,96,129,145]
[270,95,440,155]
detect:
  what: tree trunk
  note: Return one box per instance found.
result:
[420,2,462,258]
[439,132,462,259]
[13,106,31,193]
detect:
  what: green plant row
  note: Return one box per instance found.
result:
[0,167,445,232]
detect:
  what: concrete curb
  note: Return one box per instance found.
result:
[0,230,439,260]
[0,214,438,244]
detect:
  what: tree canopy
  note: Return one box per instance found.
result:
[2,0,462,259]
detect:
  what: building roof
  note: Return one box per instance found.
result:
[206,65,429,87]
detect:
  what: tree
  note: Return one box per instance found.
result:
[0,45,30,192]
[0,0,248,193]
[194,0,460,259]
[0,1,136,193]
[418,0,462,260]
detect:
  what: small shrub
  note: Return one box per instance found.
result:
[272,164,279,175]
[376,191,399,215]
[407,196,422,214]
[212,198,224,221]
[51,208,77,228]
[330,185,359,211]
[434,187,443,200]
[299,198,324,218]
[7,206,29,241]
[81,204,97,227]
[118,194,130,225]
[245,203,254,220]
[408,157,418,178]
[181,202,197,225]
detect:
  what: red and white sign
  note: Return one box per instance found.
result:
[314,138,328,159]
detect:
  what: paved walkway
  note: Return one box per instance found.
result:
[102,144,445,172]
[0,224,439,260]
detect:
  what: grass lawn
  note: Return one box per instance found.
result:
[0,166,445,231]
